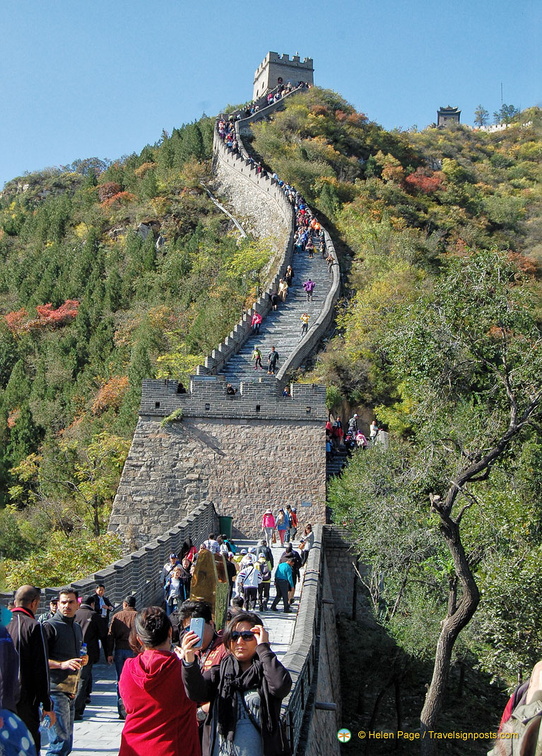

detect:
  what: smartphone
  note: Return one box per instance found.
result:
[189,617,205,648]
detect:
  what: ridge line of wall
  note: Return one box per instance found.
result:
[209,92,341,381]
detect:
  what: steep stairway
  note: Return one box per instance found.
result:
[220,248,332,385]
[326,447,349,479]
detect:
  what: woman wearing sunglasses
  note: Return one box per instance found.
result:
[180,611,292,756]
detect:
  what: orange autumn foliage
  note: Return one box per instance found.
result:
[101,191,136,208]
[5,301,79,334]
[91,376,130,415]
[405,169,444,194]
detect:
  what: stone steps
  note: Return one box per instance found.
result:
[220,249,333,385]
[326,449,349,479]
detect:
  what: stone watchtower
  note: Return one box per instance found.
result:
[253,52,314,100]
[437,106,461,127]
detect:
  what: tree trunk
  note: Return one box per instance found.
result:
[93,495,100,536]
[419,508,480,756]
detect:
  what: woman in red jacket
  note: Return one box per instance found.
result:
[119,607,200,756]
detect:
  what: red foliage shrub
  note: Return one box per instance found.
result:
[101,191,136,208]
[4,301,79,333]
[5,308,28,333]
[98,182,123,202]
[405,169,444,194]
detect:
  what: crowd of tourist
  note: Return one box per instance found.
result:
[325,413,382,460]
[216,79,310,161]
[0,519,315,755]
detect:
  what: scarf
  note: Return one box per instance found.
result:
[216,654,274,742]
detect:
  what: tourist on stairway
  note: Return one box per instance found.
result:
[236,558,262,611]
[275,508,288,546]
[279,544,302,605]
[252,346,263,370]
[261,509,276,546]
[6,584,56,751]
[106,595,137,720]
[74,594,106,720]
[202,534,220,553]
[303,278,315,301]
[164,564,191,617]
[267,346,279,375]
[256,538,274,568]
[299,524,314,566]
[256,556,272,611]
[42,588,88,756]
[251,310,262,335]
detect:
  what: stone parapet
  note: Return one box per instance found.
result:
[281,525,341,756]
[140,377,327,422]
[2,501,218,614]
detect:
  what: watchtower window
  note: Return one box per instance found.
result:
[155,402,160,409]
[255,405,261,412]
[205,403,210,411]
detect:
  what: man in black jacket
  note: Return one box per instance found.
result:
[7,584,56,751]
[43,588,87,756]
[88,584,113,623]
[74,595,106,719]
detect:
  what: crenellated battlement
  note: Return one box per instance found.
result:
[254,51,314,78]
[253,51,314,100]
[140,377,327,422]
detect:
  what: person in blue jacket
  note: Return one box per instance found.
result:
[270,557,295,613]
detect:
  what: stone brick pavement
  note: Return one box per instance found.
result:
[69,541,299,755]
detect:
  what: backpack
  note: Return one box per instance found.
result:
[489,693,542,756]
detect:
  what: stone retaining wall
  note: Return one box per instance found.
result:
[109,379,327,548]
[281,524,341,756]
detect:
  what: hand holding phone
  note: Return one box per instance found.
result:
[189,617,205,649]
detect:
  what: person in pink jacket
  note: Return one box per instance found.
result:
[251,311,263,335]
[261,509,276,546]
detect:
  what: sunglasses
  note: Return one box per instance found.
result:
[231,631,256,641]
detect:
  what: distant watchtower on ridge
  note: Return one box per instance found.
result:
[437,106,461,127]
[253,51,314,100]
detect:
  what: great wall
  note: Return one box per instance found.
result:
[3,53,366,755]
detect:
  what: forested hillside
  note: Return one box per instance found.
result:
[0,117,278,586]
[248,90,542,746]
[1,86,541,698]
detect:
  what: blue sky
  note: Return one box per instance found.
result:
[1,0,539,188]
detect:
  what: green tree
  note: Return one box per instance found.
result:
[7,402,40,467]
[493,103,520,124]
[473,105,489,127]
